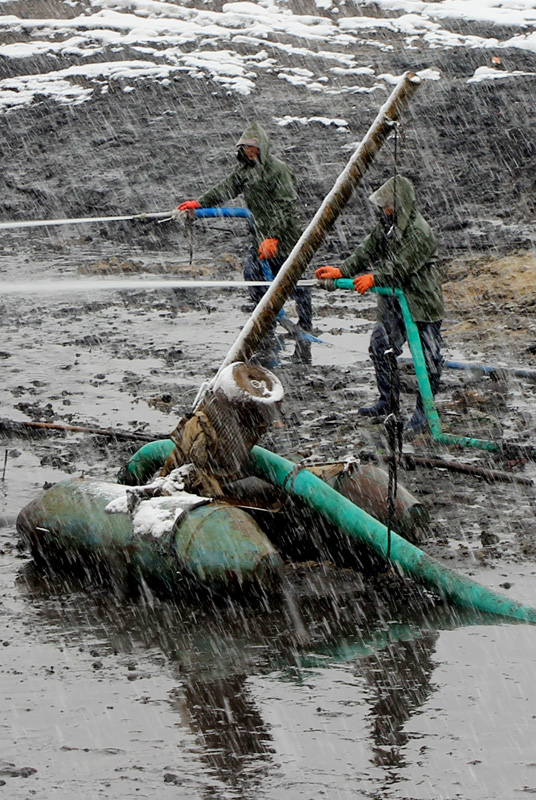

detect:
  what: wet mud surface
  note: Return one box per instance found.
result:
[2,11,536,799]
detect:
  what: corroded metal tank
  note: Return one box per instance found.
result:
[17,479,283,594]
[308,462,429,542]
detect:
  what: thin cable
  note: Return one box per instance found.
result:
[384,122,403,561]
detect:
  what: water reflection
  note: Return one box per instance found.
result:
[16,561,498,794]
[360,634,438,769]
[172,675,274,795]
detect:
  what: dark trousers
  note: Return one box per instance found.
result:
[243,246,313,331]
[369,299,443,409]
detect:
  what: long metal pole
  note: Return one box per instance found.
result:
[216,71,422,372]
[0,278,315,295]
[0,207,255,232]
[0,211,172,230]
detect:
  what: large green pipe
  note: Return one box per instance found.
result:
[334,280,514,453]
[118,440,536,622]
[117,439,176,485]
[249,445,536,623]
[17,477,283,594]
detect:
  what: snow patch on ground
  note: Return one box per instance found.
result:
[468,65,536,81]
[274,115,349,129]
[368,0,536,28]
[0,0,535,107]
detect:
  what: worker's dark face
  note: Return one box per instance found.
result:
[377,206,396,234]
[237,144,259,167]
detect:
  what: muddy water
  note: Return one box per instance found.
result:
[2,250,536,799]
[2,537,536,799]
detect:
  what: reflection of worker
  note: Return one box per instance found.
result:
[360,632,439,768]
[177,121,313,364]
[181,675,274,789]
[315,176,444,433]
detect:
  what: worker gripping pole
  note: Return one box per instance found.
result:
[214,72,422,377]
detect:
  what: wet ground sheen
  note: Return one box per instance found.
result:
[2,245,536,799]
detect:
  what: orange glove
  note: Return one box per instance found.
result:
[258,238,278,260]
[314,266,343,279]
[177,200,201,211]
[354,273,374,294]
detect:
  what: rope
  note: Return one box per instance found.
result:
[185,213,194,266]
[384,121,403,561]
[392,121,399,229]
[384,333,403,561]
[282,464,307,493]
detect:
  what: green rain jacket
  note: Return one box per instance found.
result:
[340,176,444,323]
[197,122,302,258]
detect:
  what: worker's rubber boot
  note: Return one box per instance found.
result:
[357,399,390,418]
[358,367,396,418]
[406,406,428,433]
[291,338,312,365]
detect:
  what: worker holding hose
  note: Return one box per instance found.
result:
[315,175,444,433]
[176,121,313,365]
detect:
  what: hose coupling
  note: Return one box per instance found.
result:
[318,279,337,292]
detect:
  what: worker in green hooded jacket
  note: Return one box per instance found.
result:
[177,122,312,364]
[315,175,444,433]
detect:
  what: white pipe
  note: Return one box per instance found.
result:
[0,278,316,295]
[0,211,172,230]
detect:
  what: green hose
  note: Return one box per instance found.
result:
[249,445,536,623]
[118,440,536,622]
[334,280,513,454]
[117,439,176,485]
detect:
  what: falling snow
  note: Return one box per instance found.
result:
[1,0,536,798]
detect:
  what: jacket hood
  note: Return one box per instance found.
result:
[236,121,270,163]
[369,175,416,233]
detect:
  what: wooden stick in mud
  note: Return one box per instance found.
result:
[0,418,163,443]
[216,72,422,372]
[384,453,534,487]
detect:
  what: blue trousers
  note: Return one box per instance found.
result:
[243,247,313,331]
[369,298,443,409]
